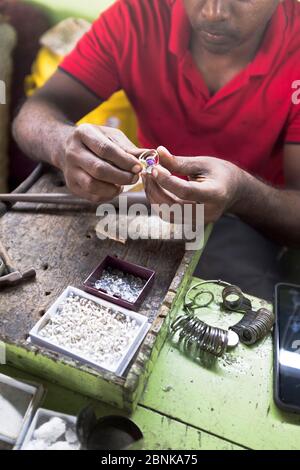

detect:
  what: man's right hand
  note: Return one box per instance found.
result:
[13,70,143,203]
[56,123,143,203]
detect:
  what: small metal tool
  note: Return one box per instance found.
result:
[0,163,44,217]
[170,280,240,358]
[0,240,15,274]
[0,193,91,205]
[221,285,275,345]
[0,192,150,209]
[0,256,5,277]
[230,307,275,345]
[170,280,274,360]
[0,240,36,291]
[0,268,36,290]
[222,285,252,312]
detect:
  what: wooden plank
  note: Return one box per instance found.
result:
[140,279,300,450]
[1,365,244,450]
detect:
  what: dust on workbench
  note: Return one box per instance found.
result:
[0,172,185,343]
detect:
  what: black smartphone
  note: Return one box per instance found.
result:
[274,283,300,413]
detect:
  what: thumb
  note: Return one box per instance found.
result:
[157,146,197,176]
[157,146,180,173]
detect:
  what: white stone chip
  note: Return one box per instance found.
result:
[33,417,66,444]
[65,427,78,444]
[23,439,48,451]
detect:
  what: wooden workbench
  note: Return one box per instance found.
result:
[2,172,300,449]
[0,171,206,411]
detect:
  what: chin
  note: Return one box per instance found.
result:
[202,41,235,55]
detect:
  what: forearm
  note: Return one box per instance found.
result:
[232,171,300,247]
[13,97,74,170]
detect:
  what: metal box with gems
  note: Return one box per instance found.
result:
[83,256,156,311]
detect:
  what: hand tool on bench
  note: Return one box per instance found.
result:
[0,239,15,274]
[0,240,36,290]
[0,192,150,209]
[0,193,91,205]
[0,163,44,217]
[0,268,36,290]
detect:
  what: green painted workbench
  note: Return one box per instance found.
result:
[3,279,300,450]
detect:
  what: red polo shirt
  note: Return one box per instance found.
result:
[60,0,300,186]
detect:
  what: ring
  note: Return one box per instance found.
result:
[222,285,252,312]
[139,149,160,174]
[192,290,214,308]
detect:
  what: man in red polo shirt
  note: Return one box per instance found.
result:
[13,0,300,299]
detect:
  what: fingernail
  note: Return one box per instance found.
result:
[157,146,169,154]
[152,169,158,178]
[132,164,142,174]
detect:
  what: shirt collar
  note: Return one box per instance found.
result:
[248,2,288,77]
[168,0,190,59]
[168,0,288,76]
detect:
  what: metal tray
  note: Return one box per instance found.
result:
[83,255,156,311]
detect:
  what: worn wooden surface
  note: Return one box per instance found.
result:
[0,172,186,342]
[0,171,205,410]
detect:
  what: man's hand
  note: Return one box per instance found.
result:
[144,146,243,223]
[57,124,143,203]
[10,68,241,210]
[13,70,144,204]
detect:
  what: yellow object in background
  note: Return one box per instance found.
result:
[25,47,139,145]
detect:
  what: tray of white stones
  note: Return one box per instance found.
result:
[29,287,150,376]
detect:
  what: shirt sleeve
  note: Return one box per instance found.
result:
[285,87,300,143]
[59,1,125,100]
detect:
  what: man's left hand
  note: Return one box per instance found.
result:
[143,146,244,224]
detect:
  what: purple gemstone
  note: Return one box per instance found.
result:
[146,158,156,166]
